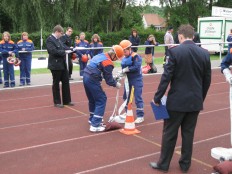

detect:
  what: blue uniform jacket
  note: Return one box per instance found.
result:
[17,39,34,59]
[0,40,18,58]
[74,40,89,58]
[84,53,117,87]
[221,34,232,72]
[121,52,142,80]
[89,42,103,58]
[227,33,232,52]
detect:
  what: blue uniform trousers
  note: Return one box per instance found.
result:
[79,60,87,77]
[3,57,15,87]
[0,59,2,83]
[19,57,32,85]
[83,74,107,127]
[123,79,144,117]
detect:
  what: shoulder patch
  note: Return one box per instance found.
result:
[0,40,5,44]
[131,52,137,57]
[9,40,15,44]
[84,40,89,43]
[27,39,33,43]
[17,40,23,44]
[98,42,103,45]
[75,40,80,44]
[102,59,114,67]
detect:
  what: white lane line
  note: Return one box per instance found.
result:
[74,133,229,174]
[74,152,161,174]
[0,131,114,155]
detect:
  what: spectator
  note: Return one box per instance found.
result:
[74,32,90,79]
[83,45,123,132]
[119,40,144,123]
[193,31,201,47]
[226,28,232,53]
[0,54,2,84]
[144,34,158,73]
[89,34,103,58]
[46,25,74,108]
[221,28,232,81]
[17,32,34,86]
[129,29,140,52]
[164,26,174,65]
[150,24,211,173]
[60,27,74,80]
[0,31,18,88]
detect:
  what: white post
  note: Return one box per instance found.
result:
[66,53,69,71]
[40,28,43,50]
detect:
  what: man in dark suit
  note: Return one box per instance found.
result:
[46,25,74,108]
[150,24,211,173]
[60,27,74,80]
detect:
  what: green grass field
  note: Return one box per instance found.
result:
[16,47,221,76]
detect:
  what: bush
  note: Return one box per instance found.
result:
[9,28,166,49]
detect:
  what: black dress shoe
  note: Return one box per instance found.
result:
[64,102,74,106]
[149,162,168,173]
[54,104,64,108]
[180,167,189,173]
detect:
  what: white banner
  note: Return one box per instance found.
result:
[212,6,232,18]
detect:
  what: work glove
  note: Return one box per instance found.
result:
[113,75,121,82]
[223,68,232,85]
[116,82,121,89]
[122,67,129,73]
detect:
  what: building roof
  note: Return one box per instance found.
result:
[142,13,166,27]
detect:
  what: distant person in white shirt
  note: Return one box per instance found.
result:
[163,26,174,66]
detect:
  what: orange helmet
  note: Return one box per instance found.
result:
[119,40,132,50]
[81,54,88,62]
[112,45,124,60]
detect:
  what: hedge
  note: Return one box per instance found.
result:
[9,28,165,49]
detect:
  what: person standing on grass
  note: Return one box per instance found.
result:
[144,34,158,73]
[17,32,34,86]
[150,24,211,173]
[74,32,90,79]
[163,26,174,66]
[89,34,103,58]
[60,27,74,80]
[0,31,18,88]
[129,29,140,53]
[46,25,74,108]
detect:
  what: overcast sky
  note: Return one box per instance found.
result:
[137,0,160,7]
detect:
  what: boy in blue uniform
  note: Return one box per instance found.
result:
[17,32,34,86]
[221,29,232,81]
[119,40,144,123]
[83,45,124,132]
[0,32,18,88]
[74,32,90,79]
[0,54,2,84]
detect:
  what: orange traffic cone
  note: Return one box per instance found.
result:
[119,102,140,135]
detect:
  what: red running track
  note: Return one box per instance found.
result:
[0,68,231,174]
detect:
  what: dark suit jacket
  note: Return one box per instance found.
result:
[46,35,66,70]
[60,34,72,50]
[154,40,211,112]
